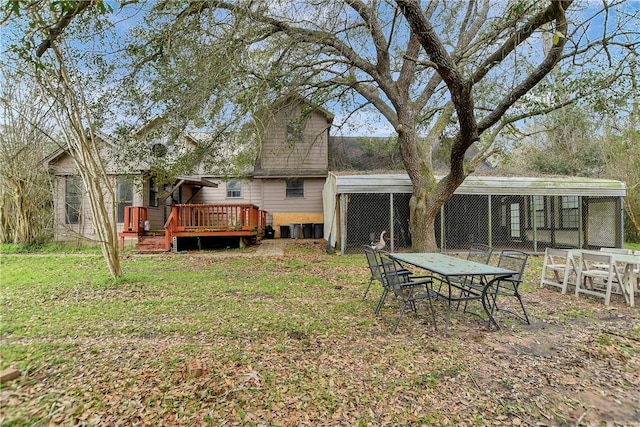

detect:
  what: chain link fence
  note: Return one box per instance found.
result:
[342,193,623,254]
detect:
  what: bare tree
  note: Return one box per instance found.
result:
[0,71,53,245]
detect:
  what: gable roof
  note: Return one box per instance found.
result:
[271,94,335,123]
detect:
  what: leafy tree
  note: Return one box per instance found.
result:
[126,0,639,251]
[2,1,124,276]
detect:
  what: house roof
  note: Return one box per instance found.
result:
[253,169,328,178]
[327,173,627,197]
[271,94,335,123]
[328,136,494,172]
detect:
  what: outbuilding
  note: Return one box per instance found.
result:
[322,172,627,254]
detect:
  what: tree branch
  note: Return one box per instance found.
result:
[35,1,93,58]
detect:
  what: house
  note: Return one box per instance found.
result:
[46,97,334,250]
[47,96,627,253]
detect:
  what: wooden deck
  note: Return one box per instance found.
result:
[119,204,267,252]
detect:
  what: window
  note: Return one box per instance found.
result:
[65,176,82,224]
[561,196,579,228]
[286,120,303,141]
[226,180,241,198]
[531,195,546,228]
[286,179,304,198]
[510,203,521,238]
[117,176,133,223]
[149,177,159,208]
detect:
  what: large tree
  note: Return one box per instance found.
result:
[125,0,638,251]
[2,1,124,276]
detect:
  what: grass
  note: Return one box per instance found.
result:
[1,242,639,425]
[625,241,640,252]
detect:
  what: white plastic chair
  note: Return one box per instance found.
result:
[540,248,575,294]
[575,252,619,306]
[596,247,632,274]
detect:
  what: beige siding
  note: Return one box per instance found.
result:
[194,179,264,207]
[50,152,77,175]
[261,178,324,213]
[51,170,148,241]
[260,104,329,171]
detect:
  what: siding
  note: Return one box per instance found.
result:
[261,178,324,213]
[192,178,323,214]
[194,179,264,207]
[260,104,329,172]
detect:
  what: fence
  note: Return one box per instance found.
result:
[341,193,623,254]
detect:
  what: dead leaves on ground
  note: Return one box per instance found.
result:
[2,241,640,426]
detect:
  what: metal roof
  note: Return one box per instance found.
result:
[329,173,626,197]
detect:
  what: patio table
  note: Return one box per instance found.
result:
[389,252,516,335]
[568,249,640,307]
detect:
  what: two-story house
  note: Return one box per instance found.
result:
[46,96,334,250]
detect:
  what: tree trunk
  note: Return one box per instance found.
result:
[409,186,440,252]
[396,116,441,253]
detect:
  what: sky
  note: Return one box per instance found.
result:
[1,1,638,139]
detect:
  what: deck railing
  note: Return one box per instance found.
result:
[120,204,267,251]
[169,204,262,232]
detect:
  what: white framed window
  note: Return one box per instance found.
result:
[226,180,241,198]
[286,120,303,141]
[286,179,304,198]
[510,203,521,238]
[117,176,133,223]
[65,175,82,224]
[561,196,579,229]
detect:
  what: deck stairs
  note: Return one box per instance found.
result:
[134,234,169,253]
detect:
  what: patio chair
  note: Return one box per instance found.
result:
[575,252,620,306]
[467,244,493,264]
[485,250,530,324]
[456,244,493,310]
[363,246,411,314]
[540,248,576,294]
[596,248,633,279]
[378,252,438,334]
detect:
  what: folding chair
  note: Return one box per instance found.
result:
[485,250,530,324]
[575,252,620,306]
[378,252,438,334]
[540,248,576,294]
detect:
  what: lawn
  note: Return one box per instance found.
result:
[1,240,639,426]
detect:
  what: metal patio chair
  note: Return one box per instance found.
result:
[378,252,438,334]
[363,246,411,315]
[456,244,493,311]
[484,250,530,325]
